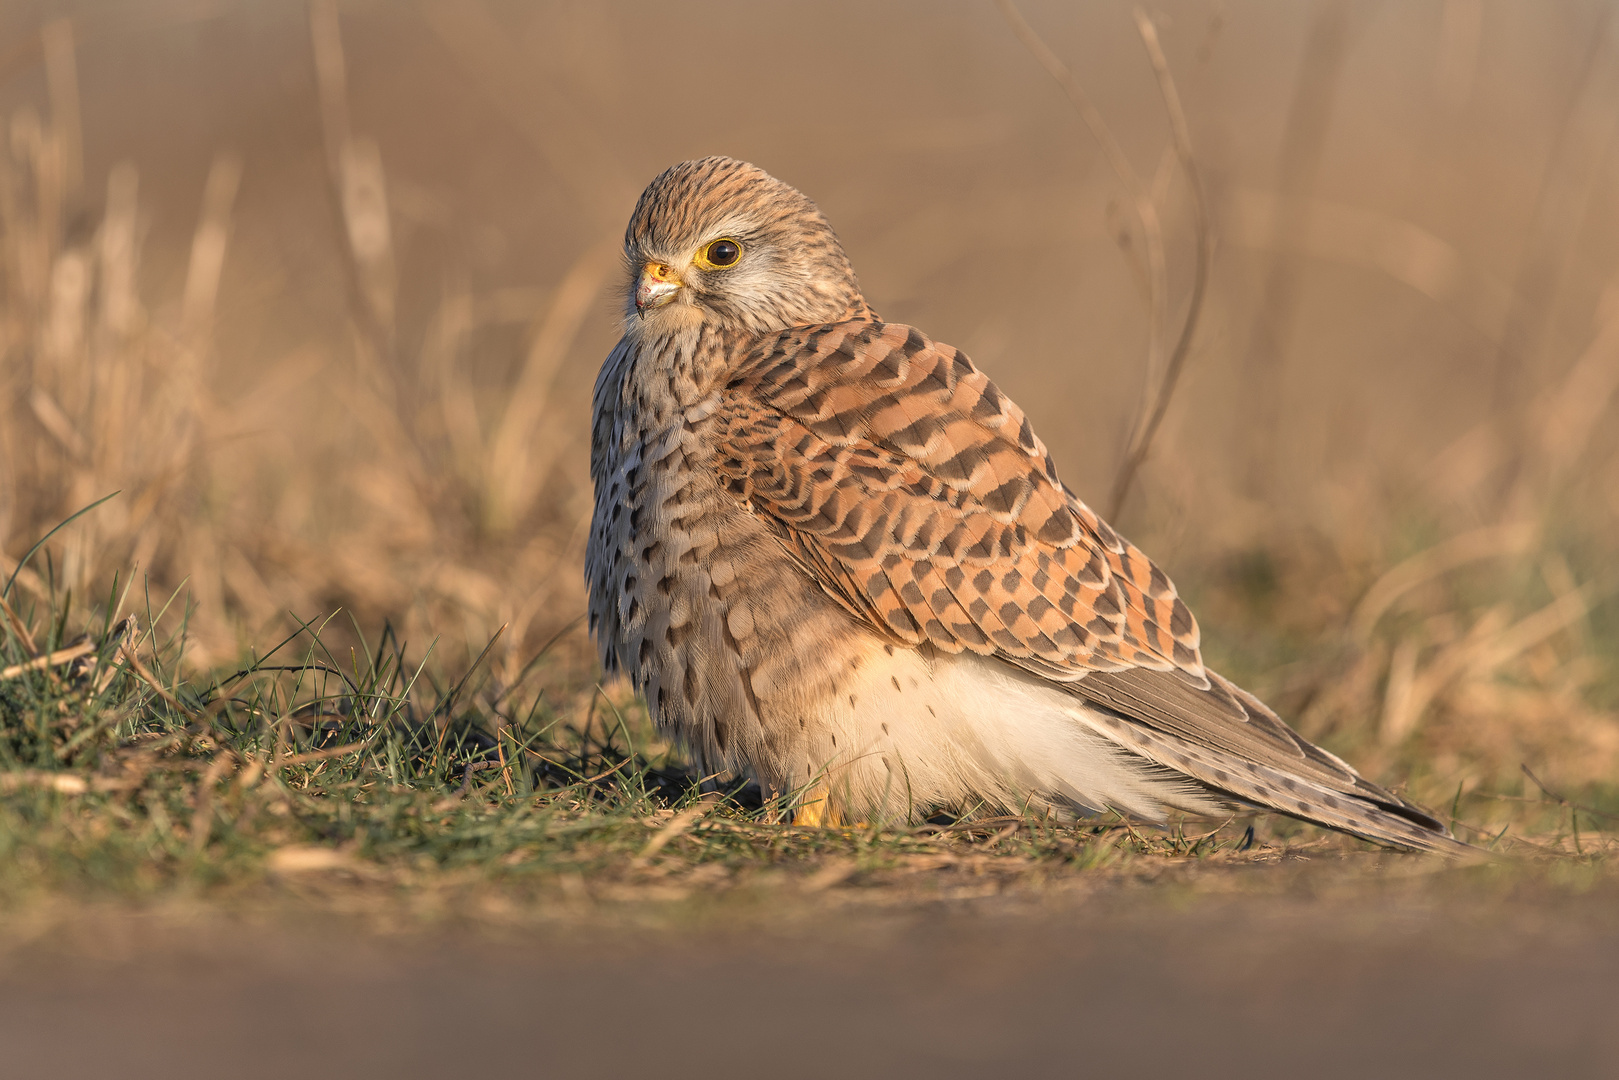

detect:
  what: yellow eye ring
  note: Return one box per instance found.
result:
[694,237,743,270]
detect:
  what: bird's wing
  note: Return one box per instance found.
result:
[714,320,1461,848]
[716,320,1200,677]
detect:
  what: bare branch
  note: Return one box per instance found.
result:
[995,0,1168,477]
[1106,7,1214,521]
[995,1,1210,523]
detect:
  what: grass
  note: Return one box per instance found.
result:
[0,567,1192,908]
[0,537,1613,927]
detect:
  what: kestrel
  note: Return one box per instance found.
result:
[588,157,1469,855]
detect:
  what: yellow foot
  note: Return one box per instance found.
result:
[794,792,843,828]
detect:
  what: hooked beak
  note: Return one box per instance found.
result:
[635,261,683,316]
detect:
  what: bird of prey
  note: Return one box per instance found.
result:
[587,156,1469,855]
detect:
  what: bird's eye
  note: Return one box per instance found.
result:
[697,238,742,269]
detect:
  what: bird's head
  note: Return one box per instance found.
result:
[621,157,871,338]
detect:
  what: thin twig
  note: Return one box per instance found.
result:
[273,739,374,770]
[1237,2,1350,496]
[996,2,1209,523]
[1106,8,1213,520]
[0,641,91,680]
[996,0,1167,422]
[1522,764,1619,823]
[495,719,515,798]
[0,771,138,794]
[0,592,40,656]
[118,643,199,720]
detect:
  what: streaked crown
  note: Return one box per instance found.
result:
[623,157,872,334]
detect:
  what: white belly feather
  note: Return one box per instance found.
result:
[799,647,1228,824]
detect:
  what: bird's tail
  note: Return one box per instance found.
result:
[1076,707,1484,858]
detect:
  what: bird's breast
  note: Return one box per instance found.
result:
[586,391,869,783]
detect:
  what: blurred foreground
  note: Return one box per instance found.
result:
[3,870,1617,1079]
[0,1,1616,825]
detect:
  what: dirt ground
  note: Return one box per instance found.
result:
[3,860,1616,1079]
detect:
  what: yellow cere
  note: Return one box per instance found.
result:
[644,261,681,283]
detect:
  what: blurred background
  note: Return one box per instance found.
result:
[0,0,1615,807]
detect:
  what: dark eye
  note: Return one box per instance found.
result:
[700,238,741,268]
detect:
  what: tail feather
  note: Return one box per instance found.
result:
[1076,706,1482,857]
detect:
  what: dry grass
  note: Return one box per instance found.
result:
[0,581,1608,917]
[0,1,1617,910]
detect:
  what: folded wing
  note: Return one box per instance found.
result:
[714,320,1468,853]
